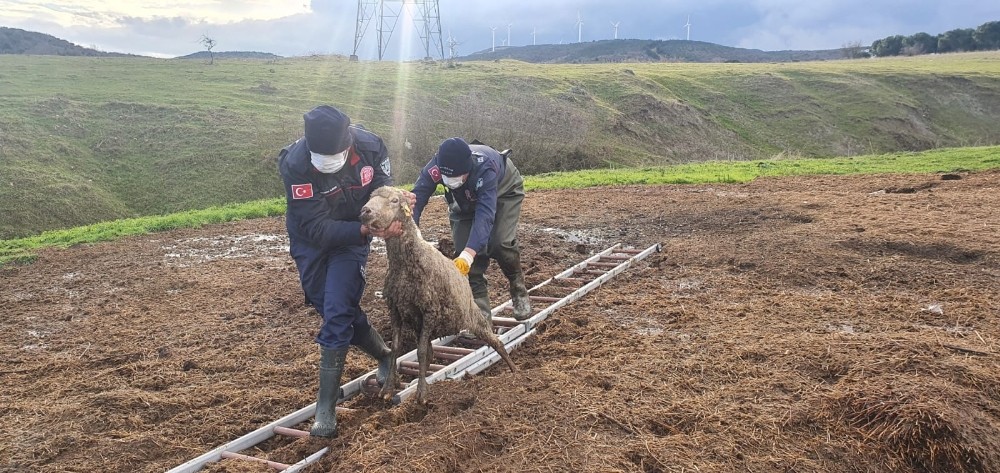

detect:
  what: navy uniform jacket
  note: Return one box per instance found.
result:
[411,144,507,254]
[278,126,392,256]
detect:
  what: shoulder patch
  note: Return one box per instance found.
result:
[380,159,391,176]
[360,166,374,186]
[429,165,442,182]
[291,183,313,200]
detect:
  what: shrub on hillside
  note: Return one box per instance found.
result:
[391,85,594,182]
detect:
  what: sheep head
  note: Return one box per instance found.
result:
[360,186,412,236]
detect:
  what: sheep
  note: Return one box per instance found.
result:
[359,186,517,404]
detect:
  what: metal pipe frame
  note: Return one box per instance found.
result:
[166,404,338,473]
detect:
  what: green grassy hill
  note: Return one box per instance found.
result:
[1,52,999,239]
[0,27,135,56]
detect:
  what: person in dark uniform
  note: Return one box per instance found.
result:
[278,105,413,438]
[411,137,532,322]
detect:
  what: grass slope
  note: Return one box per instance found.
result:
[1,52,999,239]
[2,145,997,266]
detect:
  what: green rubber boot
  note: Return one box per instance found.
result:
[509,272,532,321]
[474,296,492,320]
[355,326,393,385]
[310,347,348,438]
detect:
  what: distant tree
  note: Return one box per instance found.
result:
[869,38,883,56]
[938,28,976,52]
[903,32,937,55]
[643,44,660,60]
[199,35,217,64]
[973,21,1000,50]
[871,35,905,57]
[841,40,867,59]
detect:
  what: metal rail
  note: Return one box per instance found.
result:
[168,242,660,472]
[167,410,340,473]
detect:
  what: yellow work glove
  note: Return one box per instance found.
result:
[453,250,474,276]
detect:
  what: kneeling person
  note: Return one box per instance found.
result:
[411,137,532,321]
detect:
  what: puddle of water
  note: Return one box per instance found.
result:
[161,234,290,267]
[539,227,610,245]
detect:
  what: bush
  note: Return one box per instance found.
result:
[391,84,594,181]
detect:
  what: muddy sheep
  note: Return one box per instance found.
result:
[360,186,517,404]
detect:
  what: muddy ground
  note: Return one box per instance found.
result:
[2,171,999,473]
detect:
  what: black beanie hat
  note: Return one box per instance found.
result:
[437,137,472,176]
[304,105,352,155]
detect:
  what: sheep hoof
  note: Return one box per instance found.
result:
[416,384,429,404]
[362,375,382,395]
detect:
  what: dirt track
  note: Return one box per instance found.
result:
[2,171,999,472]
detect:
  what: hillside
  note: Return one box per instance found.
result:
[457,39,846,63]
[175,51,282,60]
[0,27,134,56]
[1,52,999,239]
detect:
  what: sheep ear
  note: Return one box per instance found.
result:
[402,200,412,217]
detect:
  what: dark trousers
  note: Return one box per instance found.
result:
[290,240,374,350]
[450,161,525,301]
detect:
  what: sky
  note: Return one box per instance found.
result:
[1,0,998,59]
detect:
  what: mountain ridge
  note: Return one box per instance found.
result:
[0,27,137,57]
[455,39,846,63]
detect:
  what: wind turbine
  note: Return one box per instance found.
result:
[684,15,691,41]
[447,31,461,59]
[491,26,497,52]
[532,27,537,45]
[506,23,512,48]
[576,11,583,43]
[611,21,620,40]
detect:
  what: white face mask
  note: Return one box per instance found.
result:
[311,149,349,174]
[442,174,466,190]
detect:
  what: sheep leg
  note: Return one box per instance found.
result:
[469,324,518,373]
[415,327,432,404]
[380,322,402,400]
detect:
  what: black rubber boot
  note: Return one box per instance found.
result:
[310,347,348,438]
[355,326,393,385]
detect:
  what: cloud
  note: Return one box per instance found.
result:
[1,0,999,58]
[733,0,1000,50]
[3,0,310,25]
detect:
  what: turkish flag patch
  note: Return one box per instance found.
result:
[360,166,374,187]
[429,165,441,182]
[291,183,313,199]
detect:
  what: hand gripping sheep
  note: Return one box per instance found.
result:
[360,186,517,404]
